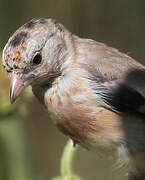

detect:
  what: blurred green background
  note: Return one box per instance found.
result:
[0,0,145,180]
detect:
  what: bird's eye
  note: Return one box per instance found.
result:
[32,53,42,65]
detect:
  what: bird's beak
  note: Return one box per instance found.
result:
[10,73,32,104]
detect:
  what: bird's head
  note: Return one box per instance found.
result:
[2,18,70,104]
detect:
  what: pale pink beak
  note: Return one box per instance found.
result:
[10,73,32,104]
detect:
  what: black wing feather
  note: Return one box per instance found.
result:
[94,82,145,114]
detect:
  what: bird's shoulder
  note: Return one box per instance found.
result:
[73,35,144,81]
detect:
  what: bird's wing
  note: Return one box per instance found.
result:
[92,81,145,114]
[76,38,145,114]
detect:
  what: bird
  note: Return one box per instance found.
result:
[2,18,145,180]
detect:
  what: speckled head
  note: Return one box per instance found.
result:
[2,18,68,103]
[3,18,65,74]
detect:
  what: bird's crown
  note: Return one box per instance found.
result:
[2,18,65,73]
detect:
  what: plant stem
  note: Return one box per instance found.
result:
[60,139,78,177]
